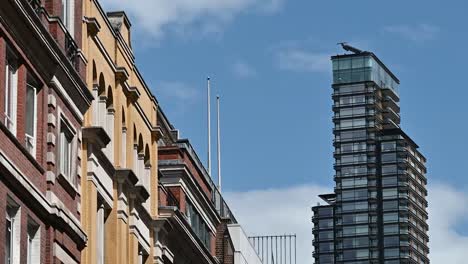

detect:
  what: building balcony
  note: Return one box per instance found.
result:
[24,0,84,74]
[334,159,375,167]
[156,207,218,264]
[383,118,400,129]
[333,99,374,109]
[65,32,79,69]
[334,146,376,155]
[382,95,401,113]
[332,111,376,121]
[381,85,400,102]
[332,87,375,98]
[383,107,401,124]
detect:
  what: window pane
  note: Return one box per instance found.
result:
[60,122,74,179]
[382,142,396,152]
[382,177,397,186]
[384,236,399,247]
[5,218,11,264]
[26,85,35,136]
[318,207,333,217]
[383,213,399,223]
[383,201,398,211]
[382,165,397,175]
[384,224,399,234]
[384,248,399,258]
[319,219,333,229]
[382,188,398,199]
[319,231,334,240]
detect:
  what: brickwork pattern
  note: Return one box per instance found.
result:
[0,0,87,262]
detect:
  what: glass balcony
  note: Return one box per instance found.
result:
[332,55,399,93]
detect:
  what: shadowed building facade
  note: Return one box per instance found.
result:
[312,49,430,264]
[0,0,91,263]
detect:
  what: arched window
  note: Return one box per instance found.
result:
[93,73,106,127]
[144,144,151,190]
[121,108,127,167]
[137,135,145,187]
[91,62,98,125]
[105,87,114,162]
[133,126,138,173]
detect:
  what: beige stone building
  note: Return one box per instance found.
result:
[80,1,161,263]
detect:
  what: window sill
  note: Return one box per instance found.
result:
[57,173,78,197]
[0,121,45,173]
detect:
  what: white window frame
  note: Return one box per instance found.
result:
[58,113,77,187]
[5,202,21,264]
[61,0,75,36]
[27,219,41,264]
[97,203,105,264]
[4,52,18,135]
[5,210,13,264]
[59,121,73,182]
[25,83,37,157]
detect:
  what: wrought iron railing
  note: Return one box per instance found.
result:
[28,0,42,15]
[65,33,79,68]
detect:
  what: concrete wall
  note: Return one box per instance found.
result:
[228,224,263,264]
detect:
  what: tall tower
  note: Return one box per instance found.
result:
[312,46,429,264]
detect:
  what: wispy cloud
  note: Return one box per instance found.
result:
[157,81,199,101]
[275,49,331,73]
[231,61,257,78]
[225,183,468,264]
[100,0,284,39]
[383,24,440,42]
[155,81,200,114]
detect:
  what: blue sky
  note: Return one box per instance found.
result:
[102,0,468,262]
[103,0,468,192]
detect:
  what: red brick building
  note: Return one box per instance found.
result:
[0,0,91,263]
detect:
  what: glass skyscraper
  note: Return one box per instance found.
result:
[312,48,429,264]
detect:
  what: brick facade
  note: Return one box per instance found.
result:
[0,0,90,263]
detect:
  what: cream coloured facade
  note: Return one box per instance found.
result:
[80,1,161,263]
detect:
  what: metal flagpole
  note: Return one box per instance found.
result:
[216,95,222,192]
[207,77,211,176]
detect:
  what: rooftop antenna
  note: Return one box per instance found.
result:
[216,95,222,192]
[207,77,212,176]
[338,42,363,54]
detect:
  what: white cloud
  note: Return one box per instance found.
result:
[100,0,284,39]
[383,24,440,42]
[231,61,257,78]
[225,183,468,264]
[224,184,332,263]
[275,49,331,73]
[428,183,468,264]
